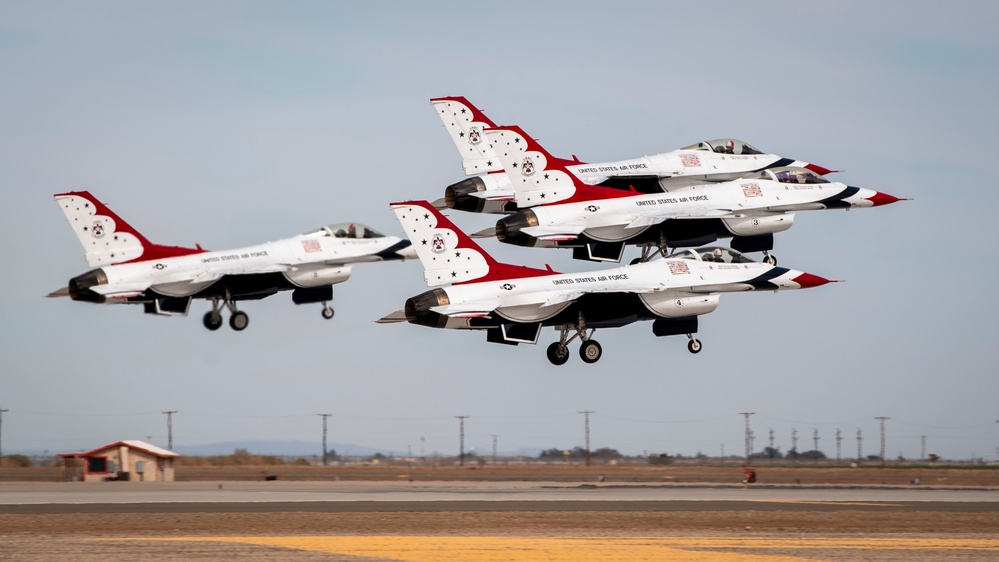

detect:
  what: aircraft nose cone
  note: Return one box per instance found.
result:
[792,272,834,289]
[865,191,905,207]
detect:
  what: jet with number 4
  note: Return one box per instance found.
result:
[483,125,904,264]
[432,96,833,214]
[49,191,417,331]
[378,200,833,365]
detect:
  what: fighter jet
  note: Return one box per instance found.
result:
[432,96,832,214]
[378,200,833,365]
[49,191,417,331]
[484,125,904,264]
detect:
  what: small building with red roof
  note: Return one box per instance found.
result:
[58,440,178,482]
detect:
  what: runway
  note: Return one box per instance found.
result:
[2,482,997,561]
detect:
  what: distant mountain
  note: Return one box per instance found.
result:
[172,440,390,457]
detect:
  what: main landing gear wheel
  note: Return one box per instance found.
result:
[687,338,702,354]
[546,342,570,366]
[321,304,335,320]
[579,340,603,364]
[229,311,249,331]
[203,312,223,331]
[763,252,777,266]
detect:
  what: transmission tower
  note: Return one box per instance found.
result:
[455,416,468,466]
[836,429,842,464]
[579,411,594,467]
[856,428,863,461]
[875,417,890,467]
[318,414,331,466]
[739,412,754,464]
[161,410,177,451]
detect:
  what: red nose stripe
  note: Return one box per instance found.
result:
[792,273,833,289]
[866,192,904,207]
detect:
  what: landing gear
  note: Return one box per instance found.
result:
[687,334,702,354]
[546,342,570,366]
[634,241,672,264]
[579,340,602,363]
[547,312,602,365]
[203,311,223,331]
[204,291,250,332]
[321,302,335,319]
[229,311,249,331]
[763,251,777,266]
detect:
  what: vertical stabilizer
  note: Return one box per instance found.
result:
[390,200,555,287]
[431,97,502,176]
[486,126,630,207]
[54,191,204,267]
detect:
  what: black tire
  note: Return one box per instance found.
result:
[203,312,223,331]
[764,254,777,266]
[629,258,642,265]
[579,340,603,364]
[687,339,702,354]
[229,311,249,331]
[546,342,570,366]
[321,307,335,320]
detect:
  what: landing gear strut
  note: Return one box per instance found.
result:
[687,334,702,354]
[632,241,673,264]
[204,290,249,332]
[321,302,335,319]
[547,312,602,365]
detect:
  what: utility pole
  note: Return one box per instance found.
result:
[921,435,926,461]
[739,412,754,464]
[161,410,177,451]
[579,410,594,467]
[791,427,798,464]
[491,434,497,462]
[455,416,468,466]
[856,428,863,462]
[836,429,842,465]
[318,414,331,466]
[768,428,775,465]
[875,416,890,467]
[812,428,819,463]
[0,408,8,468]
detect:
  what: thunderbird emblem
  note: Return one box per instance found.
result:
[431,234,447,254]
[521,157,535,176]
[468,126,482,145]
[91,221,104,238]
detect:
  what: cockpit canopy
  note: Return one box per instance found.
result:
[764,166,829,185]
[668,246,757,264]
[681,139,764,155]
[302,222,385,239]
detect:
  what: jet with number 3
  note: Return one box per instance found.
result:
[432,96,833,214]
[49,191,416,331]
[378,200,833,365]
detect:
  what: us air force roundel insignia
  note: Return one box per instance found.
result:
[585,205,600,213]
[500,283,515,291]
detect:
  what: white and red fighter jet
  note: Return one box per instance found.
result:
[483,125,904,264]
[432,96,833,214]
[378,200,833,365]
[49,191,416,331]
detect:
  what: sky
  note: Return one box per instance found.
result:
[2,1,998,462]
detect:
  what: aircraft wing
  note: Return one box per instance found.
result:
[521,224,587,242]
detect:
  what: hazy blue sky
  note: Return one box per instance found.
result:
[2,1,997,461]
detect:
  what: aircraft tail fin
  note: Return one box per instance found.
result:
[431,96,503,176]
[390,200,557,287]
[484,125,631,207]
[54,191,206,268]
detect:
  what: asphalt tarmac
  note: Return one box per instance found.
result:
[2,482,997,561]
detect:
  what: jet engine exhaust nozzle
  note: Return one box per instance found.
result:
[445,177,488,213]
[67,269,109,303]
[404,288,451,328]
[496,209,540,247]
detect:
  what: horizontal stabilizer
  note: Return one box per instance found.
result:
[471,227,497,239]
[431,302,498,318]
[47,287,70,298]
[431,198,448,210]
[376,309,408,323]
[89,283,148,298]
